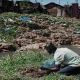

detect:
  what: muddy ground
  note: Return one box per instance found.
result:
[19,67,54,78]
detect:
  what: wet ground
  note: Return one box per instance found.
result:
[61,45,80,55]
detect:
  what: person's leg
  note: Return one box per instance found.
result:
[58,66,80,76]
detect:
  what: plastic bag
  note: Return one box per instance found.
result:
[41,59,55,69]
[19,16,32,22]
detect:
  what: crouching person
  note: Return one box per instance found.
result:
[41,43,80,76]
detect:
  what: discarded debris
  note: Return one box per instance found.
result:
[19,16,32,22]
[0,13,80,51]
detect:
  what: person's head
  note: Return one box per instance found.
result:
[45,42,57,55]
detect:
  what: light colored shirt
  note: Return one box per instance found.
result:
[54,48,80,67]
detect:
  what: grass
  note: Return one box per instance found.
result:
[0,50,80,80]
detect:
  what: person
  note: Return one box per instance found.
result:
[41,43,80,76]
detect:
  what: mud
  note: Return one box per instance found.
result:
[19,67,54,78]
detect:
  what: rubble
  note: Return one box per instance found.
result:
[14,24,80,51]
[0,13,80,51]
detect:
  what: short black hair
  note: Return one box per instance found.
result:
[45,43,57,54]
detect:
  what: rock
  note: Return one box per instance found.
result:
[8,18,15,23]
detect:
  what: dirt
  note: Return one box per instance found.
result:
[19,67,54,78]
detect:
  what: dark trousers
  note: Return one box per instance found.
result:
[58,66,80,76]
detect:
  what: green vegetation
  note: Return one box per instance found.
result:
[0,51,47,80]
[0,51,80,80]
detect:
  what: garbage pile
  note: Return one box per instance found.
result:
[15,23,80,51]
[0,13,80,52]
